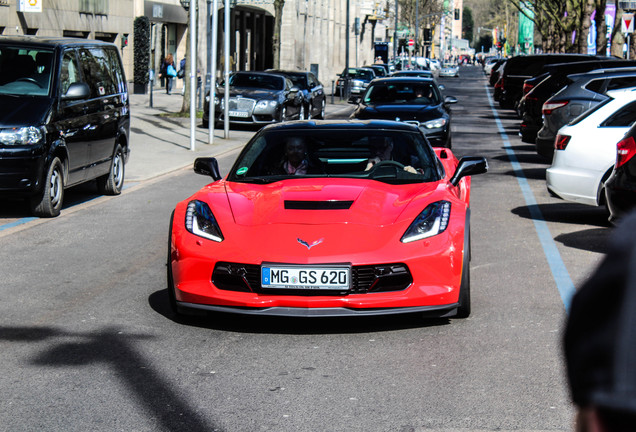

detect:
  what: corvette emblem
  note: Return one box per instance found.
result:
[297,238,324,250]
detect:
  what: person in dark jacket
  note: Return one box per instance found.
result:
[564,210,636,431]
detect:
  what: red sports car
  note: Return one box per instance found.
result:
[168,120,487,319]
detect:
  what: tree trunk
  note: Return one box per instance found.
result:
[578,0,595,53]
[272,0,285,69]
[611,8,625,57]
[595,0,607,56]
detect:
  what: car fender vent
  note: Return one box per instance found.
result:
[284,200,354,210]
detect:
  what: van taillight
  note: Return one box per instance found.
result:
[542,100,569,115]
[616,135,636,168]
[555,134,571,150]
[495,77,504,89]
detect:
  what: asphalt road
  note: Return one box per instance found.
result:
[0,66,610,431]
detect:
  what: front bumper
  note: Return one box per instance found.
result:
[0,145,46,196]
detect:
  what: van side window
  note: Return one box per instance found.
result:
[60,50,80,95]
[105,48,126,94]
[78,47,117,98]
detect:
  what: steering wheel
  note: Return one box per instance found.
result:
[16,78,42,88]
[370,160,406,171]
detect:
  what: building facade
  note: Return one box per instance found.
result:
[0,0,390,91]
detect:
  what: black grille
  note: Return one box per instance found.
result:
[212,262,412,296]
[284,200,354,210]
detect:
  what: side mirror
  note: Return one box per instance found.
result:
[450,156,488,186]
[348,95,361,104]
[444,96,458,105]
[194,157,222,181]
[438,84,446,91]
[61,82,90,100]
[290,86,300,93]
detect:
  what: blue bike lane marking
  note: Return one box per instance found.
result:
[0,183,137,233]
[485,84,575,313]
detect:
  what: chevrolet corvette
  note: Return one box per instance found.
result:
[168,120,487,319]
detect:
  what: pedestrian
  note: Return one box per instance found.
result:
[164,53,176,95]
[179,57,186,95]
[564,209,636,431]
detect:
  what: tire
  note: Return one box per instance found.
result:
[97,145,125,195]
[456,228,471,318]
[30,157,64,218]
[318,99,326,119]
[167,211,180,316]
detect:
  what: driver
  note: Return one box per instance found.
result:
[365,136,419,174]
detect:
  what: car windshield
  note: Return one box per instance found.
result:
[230,73,284,90]
[363,82,440,105]
[228,128,440,185]
[350,69,375,81]
[0,46,54,96]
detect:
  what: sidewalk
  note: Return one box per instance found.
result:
[126,90,353,182]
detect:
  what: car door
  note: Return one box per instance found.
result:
[77,46,120,180]
[308,73,325,116]
[54,48,91,185]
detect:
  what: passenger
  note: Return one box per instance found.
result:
[564,210,636,432]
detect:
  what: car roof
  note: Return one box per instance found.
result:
[267,69,309,76]
[0,35,116,49]
[569,67,636,81]
[260,119,421,133]
[370,77,436,84]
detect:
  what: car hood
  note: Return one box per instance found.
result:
[205,179,445,227]
[227,87,281,99]
[354,104,445,122]
[0,95,53,127]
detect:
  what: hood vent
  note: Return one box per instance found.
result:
[284,200,354,210]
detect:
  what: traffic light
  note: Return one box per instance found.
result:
[423,28,432,43]
[454,8,460,20]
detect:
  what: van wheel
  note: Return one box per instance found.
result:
[31,157,64,218]
[97,145,125,195]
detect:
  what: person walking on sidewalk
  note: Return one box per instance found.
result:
[163,54,177,95]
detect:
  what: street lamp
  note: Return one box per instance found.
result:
[180,0,196,151]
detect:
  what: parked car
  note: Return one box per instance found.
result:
[439,62,459,78]
[167,120,487,319]
[203,71,303,127]
[391,70,434,79]
[0,36,130,217]
[605,121,636,221]
[349,77,456,148]
[266,70,326,119]
[335,67,376,96]
[368,64,388,78]
[497,54,598,110]
[519,60,636,143]
[546,88,636,213]
[536,67,636,159]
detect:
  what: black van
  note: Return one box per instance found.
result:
[0,36,130,217]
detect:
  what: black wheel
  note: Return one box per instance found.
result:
[317,99,326,119]
[202,118,209,128]
[456,229,471,318]
[97,145,125,195]
[167,211,180,316]
[30,157,64,217]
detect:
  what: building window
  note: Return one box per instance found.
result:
[79,0,109,15]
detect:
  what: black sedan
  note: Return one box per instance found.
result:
[267,70,326,119]
[349,77,456,148]
[203,71,303,127]
[606,122,636,222]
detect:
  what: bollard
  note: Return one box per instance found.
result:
[149,70,154,108]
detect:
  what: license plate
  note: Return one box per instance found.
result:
[229,110,249,118]
[261,264,350,290]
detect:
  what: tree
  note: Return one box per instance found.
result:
[273,0,284,69]
[463,6,474,43]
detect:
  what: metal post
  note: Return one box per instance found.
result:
[223,0,230,138]
[208,0,218,145]
[189,0,197,151]
[415,0,419,56]
[344,0,349,98]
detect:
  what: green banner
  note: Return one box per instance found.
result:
[518,2,534,54]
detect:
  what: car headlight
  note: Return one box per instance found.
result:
[401,201,451,243]
[0,126,44,146]
[185,200,224,242]
[256,100,278,109]
[352,80,364,87]
[422,118,447,129]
